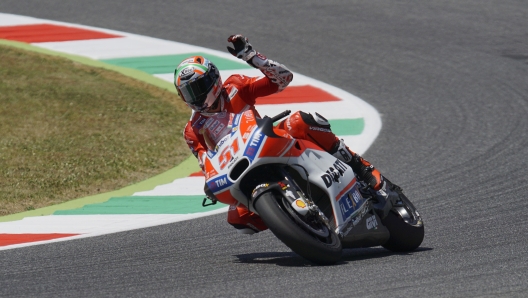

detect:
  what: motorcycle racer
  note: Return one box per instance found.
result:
[175,35,395,234]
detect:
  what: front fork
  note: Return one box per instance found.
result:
[250,168,331,228]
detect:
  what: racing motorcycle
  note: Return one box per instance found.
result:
[202,109,424,265]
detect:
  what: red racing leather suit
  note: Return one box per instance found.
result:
[184,74,279,163]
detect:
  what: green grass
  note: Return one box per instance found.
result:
[0,45,190,216]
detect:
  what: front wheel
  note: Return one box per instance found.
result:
[253,191,342,265]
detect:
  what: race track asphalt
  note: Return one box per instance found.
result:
[1,1,527,297]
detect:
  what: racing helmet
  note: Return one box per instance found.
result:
[174,56,222,112]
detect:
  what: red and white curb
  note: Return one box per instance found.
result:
[0,13,381,250]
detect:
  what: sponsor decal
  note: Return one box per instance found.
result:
[206,150,217,159]
[251,183,269,197]
[192,116,207,129]
[249,132,263,147]
[277,181,288,190]
[228,87,238,99]
[366,215,378,230]
[348,192,357,208]
[179,66,195,80]
[256,53,267,61]
[244,129,264,160]
[215,135,230,151]
[213,123,226,136]
[351,189,362,204]
[180,57,197,65]
[227,156,239,169]
[243,113,254,124]
[201,113,231,141]
[338,187,363,222]
[232,114,241,127]
[276,182,296,202]
[292,198,309,216]
[252,183,270,197]
[309,126,332,133]
[340,201,369,236]
[295,199,307,208]
[321,159,348,188]
[207,174,232,192]
[204,118,218,130]
[245,146,256,157]
[255,183,269,190]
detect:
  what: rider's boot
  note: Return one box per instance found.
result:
[227,203,268,235]
[330,139,399,218]
[330,139,382,189]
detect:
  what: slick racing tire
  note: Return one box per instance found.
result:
[254,191,342,265]
[381,192,424,252]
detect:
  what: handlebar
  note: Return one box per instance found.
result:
[270,110,291,122]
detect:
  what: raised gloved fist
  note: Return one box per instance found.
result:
[227,34,256,61]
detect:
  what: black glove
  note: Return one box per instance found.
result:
[227,34,256,61]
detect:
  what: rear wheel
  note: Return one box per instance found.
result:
[254,191,342,265]
[381,191,424,252]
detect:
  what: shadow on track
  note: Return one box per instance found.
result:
[233,247,433,267]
